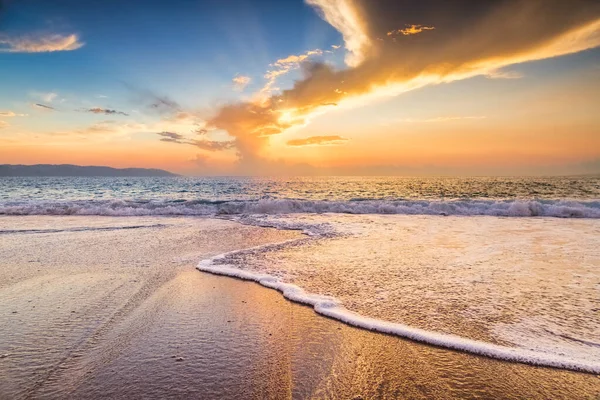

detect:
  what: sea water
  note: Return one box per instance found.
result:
[1,176,599,372]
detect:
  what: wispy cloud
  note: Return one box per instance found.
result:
[0,33,84,53]
[387,24,435,37]
[259,48,324,98]
[0,121,8,129]
[273,49,323,67]
[486,69,524,79]
[232,75,251,91]
[32,91,58,103]
[157,131,185,142]
[189,139,236,151]
[49,121,146,139]
[124,85,181,116]
[155,131,234,151]
[0,111,27,117]
[149,96,179,113]
[287,135,348,147]
[84,107,129,116]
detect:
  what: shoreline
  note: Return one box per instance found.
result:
[198,260,600,375]
[0,215,598,399]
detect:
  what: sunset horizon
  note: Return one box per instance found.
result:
[2,2,600,398]
[2,0,599,176]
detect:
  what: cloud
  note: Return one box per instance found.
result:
[306,0,371,66]
[0,121,8,129]
[156,131,234,151]
[32,91,58,103]
[207,101,295,162]
[273,49,323,67]
[84,107,129,116]
[388,24,435,36]
[149,95,179,114]
[126,85,181,115]
[33,103,55,110]
[50,121,147,139]
[189,139,236,151]
[232,75,251,91]
[287,135,348,146]
[204,0,600,165]
[0,111,27,117]
[157,131,185,142]
[259,48,324,98]
[486,69,524,79]
[0,33,83,53]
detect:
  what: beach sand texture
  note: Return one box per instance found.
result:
[0,216,598,399]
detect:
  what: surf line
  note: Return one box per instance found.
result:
[197,252,600,375]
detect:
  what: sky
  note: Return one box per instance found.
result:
[1,0,600,176]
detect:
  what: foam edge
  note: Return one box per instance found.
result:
[197,257,600,375]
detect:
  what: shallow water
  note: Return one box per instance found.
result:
[204,213,600,372]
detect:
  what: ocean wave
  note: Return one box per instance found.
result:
[197,251,600,374]
[1,198,599,218]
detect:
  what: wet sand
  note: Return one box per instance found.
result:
[0,216,598,399]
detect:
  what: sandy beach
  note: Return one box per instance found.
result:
[0,216,599,399]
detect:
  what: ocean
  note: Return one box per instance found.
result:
[1,176,599,217]
[1,176,599,374]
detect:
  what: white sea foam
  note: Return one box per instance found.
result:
[197,253,600,374]
[1,198,599,218]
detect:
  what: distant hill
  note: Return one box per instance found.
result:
[0,164,178,177]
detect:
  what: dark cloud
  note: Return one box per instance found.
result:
[189,139,236,152]
[156,131,186,143]
[34,103,55,110]
[84,107,129,116]
[156,131,234,152]
[157,131,184,140]
[207,0,600,163]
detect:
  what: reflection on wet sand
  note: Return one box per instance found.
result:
[0,216,598,399]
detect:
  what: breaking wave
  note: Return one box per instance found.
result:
[0,198,599,218]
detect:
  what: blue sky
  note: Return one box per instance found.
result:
[0,0,339,109]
